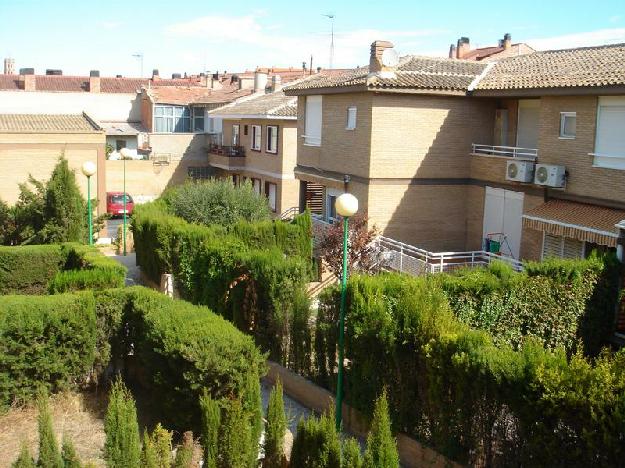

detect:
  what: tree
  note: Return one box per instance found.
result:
[290,409,341,468]
[104,379,141,467]
[317,213,381,280]
[12,443,35,468]
[37,393,63,468]
[241,373,263,467]
[362,391,399,468]
[341,438,363,468]
[199,392,221,468]
[141,424,172,468]
[173,432,194,468]
[0,198,13,245]
[263,380,287,467]
[41,157,86,243]
[60,437,81,468]
[218,398,253,468]
[9,176,46,245]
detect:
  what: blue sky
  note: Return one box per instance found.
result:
[1,0,624,77]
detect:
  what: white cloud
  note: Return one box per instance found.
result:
[526,28,625,50]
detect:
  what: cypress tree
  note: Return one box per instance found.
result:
[218,398,252,468]
[362,391,399,468]
[199,391,220,468]
[141,429,157,468]
[37,393,63,468]
[341,438,363,468]
[241,373,263,467]
[264,380,287,468]
[173,431,194,468]
[60,437,81,468]
[290,409,341,468]
[103,379,141,467]
[12,442,36,468]
[142,424,172,468]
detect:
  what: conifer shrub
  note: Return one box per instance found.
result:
[218,398,254,468]
[61,436,81,468]
[141,424,172,468]
[37,393,63,468]
[362,391,399,468]
[0,245,64,294]
[173,432,194,468]
[199,392,221,468]
[263,379,287,468]
[104,379,141,468]
[290,409,341,468]
[341,438,363,468]
[12,443,36,468]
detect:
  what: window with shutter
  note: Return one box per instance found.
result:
[251,125,262,150]
[304,95,322,146]
[542,234,584,260]
[346,106,357,130]
[594,97,625,169]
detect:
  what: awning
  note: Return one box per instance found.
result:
[522,199,625,247]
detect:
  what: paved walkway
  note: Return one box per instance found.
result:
[102,248,142,286]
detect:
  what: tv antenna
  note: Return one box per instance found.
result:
[322,13,335,69]
[132,53,143,77]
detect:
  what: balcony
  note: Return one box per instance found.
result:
[472,144,537,161]
[208,144,246,157]
[208,144,246,171]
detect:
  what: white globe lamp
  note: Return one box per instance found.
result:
[335,193,358,218]
[81,161,96,177]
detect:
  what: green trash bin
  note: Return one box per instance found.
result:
[489,239,501,254]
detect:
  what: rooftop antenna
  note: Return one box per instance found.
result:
[132,53,143,77]
[322,13,335,69]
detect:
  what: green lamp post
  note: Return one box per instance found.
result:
[81,161,97,245]
[334,191,358,431]
[119,148,130,256]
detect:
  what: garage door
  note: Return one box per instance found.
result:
[483,187,524,259]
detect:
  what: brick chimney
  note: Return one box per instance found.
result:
[456,37,470,59]
[369,40,396,75]
[503,33,512,50]
[89,70,100,93]
[449,44,457,59]
[18,69,35,91]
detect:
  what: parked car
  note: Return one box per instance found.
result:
[106,192,134,217]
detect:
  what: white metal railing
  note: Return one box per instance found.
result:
[472,144,537,160]
[311,216,524,275]
[280,207,300,221]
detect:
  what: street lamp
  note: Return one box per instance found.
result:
[81,161,97,245]
[120,148,130,256]
[334,191,358,431]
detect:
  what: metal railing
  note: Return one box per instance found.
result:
[472,143,537,160]
[208,144,246,157]
[311,216,524,275]
[280,207,300,221]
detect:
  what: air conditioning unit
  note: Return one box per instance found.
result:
[534,164,566,188]
[506,160,535,182]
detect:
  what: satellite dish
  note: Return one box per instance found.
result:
[381,48,399,67]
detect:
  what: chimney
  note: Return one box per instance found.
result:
[45,69,62,75]
[18,68,35,91]
[456,37,470,58]
[503,33,512,50]
[152,69,160,80]
[369,40,396,75]
[4,58,15,74]
[271,75,282,92]
[89,70,100,93]
[172,73,182,79]
[254,71,268,93]
[449,44,457,59]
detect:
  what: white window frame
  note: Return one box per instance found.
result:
[232,124,240,146]
[346,106,357,130]
[266,125,278,154]
[192,107,205,133]
[304,95,322,146]
[591,96,625,170]
[252,178,262,195]
[154,104,191,133]
[251,125,262,151]
[265,182,277,212]
[559,112,576,139]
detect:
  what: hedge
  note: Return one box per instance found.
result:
[132,202,313,372]
[317,273,625,466]
[0,243,126,295]
[0,292,97,405]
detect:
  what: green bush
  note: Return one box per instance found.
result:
[104,379,141,468]
[162,179,271,227]
[264,379,287,467]
[37,393,63,468]
[341,438,363,468]
[141,423,173,468]
[362,391,399,468]
[316,273,625,466]
[12,443,36,468]
[290,409,341,468]
[61,437,81,468]
[0,293,97,406]
[218,398,255,468]
[200,392,221,468]
[0,245,63,294]
[173,432,194,468]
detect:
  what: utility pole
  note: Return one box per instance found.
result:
[132,53,143,77]
[322,14,335,69]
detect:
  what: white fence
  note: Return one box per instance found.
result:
[471,143,538,160]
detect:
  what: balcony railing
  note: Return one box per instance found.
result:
[472,144,537,160]
[208,144,246,157]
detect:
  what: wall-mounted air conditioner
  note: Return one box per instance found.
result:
[506,160,535,182]
[534,164,566,188]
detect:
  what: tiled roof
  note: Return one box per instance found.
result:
[284,57,487,93]
[100,121,147,135]
[208,87,299,118]
[0,113,101,132]
[476,43,625,90]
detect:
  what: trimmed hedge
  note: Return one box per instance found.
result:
[0,292,97,405]
[132,202,313,372]
[317,273,625,466]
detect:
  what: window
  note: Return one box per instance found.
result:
[542,234,584,260]
[232,124,240,146]
[559,112,576,139]
[594,97,625,169]
[265,182,277,212]
[266,125,278,153]
[346,106,357,130]
[115,139,127,151]
[325,188,343,223]
[251,125,262,150]
[187,166,212,180]
[193,107,205,133]
[304,95,322,146]
[244,125,249,136]
[252,178,262,195]
[154,104,190,133]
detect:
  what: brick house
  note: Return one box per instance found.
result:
[284,41,625,261]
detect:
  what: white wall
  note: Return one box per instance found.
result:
[106,135,138,150]
[0,91,141,122]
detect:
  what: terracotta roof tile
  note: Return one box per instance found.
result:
[476,43,625,90]
[0,113,101,132]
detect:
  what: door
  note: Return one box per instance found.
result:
[483,187,524,258]
[516,100,540,149]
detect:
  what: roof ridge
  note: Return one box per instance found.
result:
[508,41,625,57]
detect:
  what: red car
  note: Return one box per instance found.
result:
[106,192,134,217]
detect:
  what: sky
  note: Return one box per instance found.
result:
[1,0,624,78]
